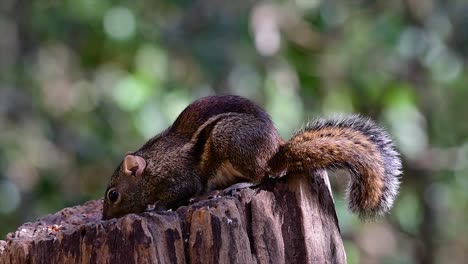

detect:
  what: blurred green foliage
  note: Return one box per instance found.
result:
[1,0,468,263]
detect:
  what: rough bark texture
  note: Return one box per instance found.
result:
[0,170,346,264]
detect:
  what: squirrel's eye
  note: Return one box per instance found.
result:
[107,189,119,203]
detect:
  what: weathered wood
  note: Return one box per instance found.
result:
[0,170,346,264]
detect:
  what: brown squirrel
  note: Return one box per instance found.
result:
[102,95,401,220]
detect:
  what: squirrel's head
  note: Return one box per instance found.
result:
[102,154,149,220]
[102,138,195,220]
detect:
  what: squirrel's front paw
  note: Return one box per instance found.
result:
[146,201,169,212]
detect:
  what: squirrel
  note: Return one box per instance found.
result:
[102,95,401,220]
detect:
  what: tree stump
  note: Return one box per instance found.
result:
[0,170,346,264]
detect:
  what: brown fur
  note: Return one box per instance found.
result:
[287,127,385,209]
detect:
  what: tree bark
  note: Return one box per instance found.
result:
[0,170,346,264]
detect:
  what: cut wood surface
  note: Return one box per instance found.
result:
[0,170,346,264]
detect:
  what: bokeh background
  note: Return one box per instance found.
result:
[1,0,467,263]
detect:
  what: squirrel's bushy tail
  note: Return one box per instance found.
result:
[268,115,402,218]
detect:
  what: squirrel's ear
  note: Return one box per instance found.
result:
[123,155,146,177]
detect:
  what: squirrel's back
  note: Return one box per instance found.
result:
[170,95,271,137]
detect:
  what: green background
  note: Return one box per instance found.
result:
[1,1,467,263]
